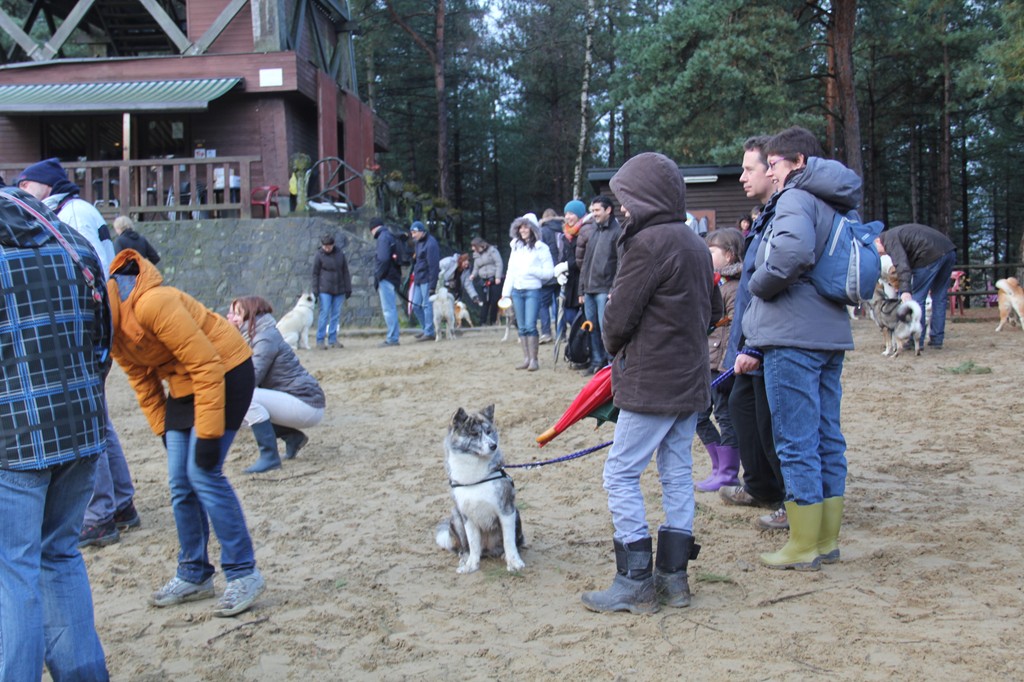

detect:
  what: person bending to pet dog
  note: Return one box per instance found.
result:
[580,152,715,615]
[695,227,744,493]
[227,296,325,474]
[874,223,956,349]
[108,249,266,617]
[742,126,859,571]
[502,214,555,371]
[312,233,352,350]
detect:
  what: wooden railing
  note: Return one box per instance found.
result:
[1,156,262,220]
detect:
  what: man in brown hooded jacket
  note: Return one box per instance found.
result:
[580,152,716,614]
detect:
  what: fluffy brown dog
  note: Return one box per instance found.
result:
[995,277,1024,332]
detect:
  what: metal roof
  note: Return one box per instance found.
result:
[0,78,242,114]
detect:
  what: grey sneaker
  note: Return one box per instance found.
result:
[150,576,215,607]
[719,485,775,508]
[757,506,790,530]
[214,569,265,617]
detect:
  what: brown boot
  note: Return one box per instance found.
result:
[515,335,530,370]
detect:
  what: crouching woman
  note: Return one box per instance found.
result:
[107,249,265,618]
[227,296,326,474]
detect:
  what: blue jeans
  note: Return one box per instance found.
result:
[83,401,135,526]
[0,457,108,681]
[603,409,699,543]
[317,293,346,345]
[538,284,558,334]
[763,347,847,505]
[583,292,609,368]
[911,249,956,346]
[412,282,435,336]
[378,280,400,344]
[511,287,540,337]
[164,429,257,582]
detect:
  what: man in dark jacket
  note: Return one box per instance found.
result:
[410,220,440,341]
[538,208,563,342]
[575,195,621,375]
[311,233,352,349]
[580,152,714,615]
[113,215,161,263]
[371,218,403,346]
[0,186,111,680]
[875,223,957,348]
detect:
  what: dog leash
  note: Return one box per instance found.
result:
[504,440,614,470]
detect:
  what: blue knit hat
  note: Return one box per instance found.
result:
[17,158,67,188]
[410,221,426,233]
[563,200,587,219]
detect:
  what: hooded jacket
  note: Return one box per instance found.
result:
[107,249,252,439]
[742,156,859,350]
[603,152,714,415]
[114,228,161,264]
[708,261,742,372]
[576,214,621,294]
[502,217,554,297]
[45,185,116,276]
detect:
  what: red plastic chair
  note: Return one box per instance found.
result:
[948,270,966,316]
[251,185,280,218]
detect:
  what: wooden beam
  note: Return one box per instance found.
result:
[137,0,192,54]
[0,7,43,61]
[35,0,96,61]
[185,0,250,56]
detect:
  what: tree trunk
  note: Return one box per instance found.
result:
[830,0,862,178]
[937,36,952,234]
[572,0,596,200]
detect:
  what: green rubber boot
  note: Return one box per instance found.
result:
[760,501,823,571]
[817,496,844,564]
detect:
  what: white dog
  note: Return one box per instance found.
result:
[429,287,457,341]
[276,293,316,349]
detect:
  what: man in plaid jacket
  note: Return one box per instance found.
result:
[0,185,111,680]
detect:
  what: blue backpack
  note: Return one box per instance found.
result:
[808,210,883,306]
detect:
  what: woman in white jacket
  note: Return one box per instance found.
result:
[502,214,554,371]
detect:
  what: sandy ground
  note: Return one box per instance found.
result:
[79,312,1024,681]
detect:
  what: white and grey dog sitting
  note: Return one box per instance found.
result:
[429,285,457,341]
[276,292,316,349]
[867,283,923,357]
[435,404,526,574]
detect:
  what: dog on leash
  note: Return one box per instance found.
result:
[429,286,457,341]
[995,277,1024,332]
[497,300,516,342]
[435,404,526,574]
[454,301,474,329]
[276,292,316,349]
[867,284,923,357]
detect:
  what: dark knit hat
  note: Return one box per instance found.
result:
[369,217,385,230]
[410,221,426,233]
[17,158,67,188]
[563,200,587,219]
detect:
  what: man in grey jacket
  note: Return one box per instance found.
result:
[575,195,621,375]
[580,152,714,615]
[875,223,956,348]
[742,126,858,572]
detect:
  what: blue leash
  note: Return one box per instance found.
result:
[505,440,614,470]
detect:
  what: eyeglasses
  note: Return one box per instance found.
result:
[767,157,788,170]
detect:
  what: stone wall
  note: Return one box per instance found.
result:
[132,214,386,327]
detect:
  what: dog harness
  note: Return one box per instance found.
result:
[449,468,513,489]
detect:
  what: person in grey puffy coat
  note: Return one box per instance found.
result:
[228,296,326,474]
[741,126,858,572]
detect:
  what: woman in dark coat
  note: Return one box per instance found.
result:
[311,233,352,349]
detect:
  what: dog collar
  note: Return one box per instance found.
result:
[449,468,512,489]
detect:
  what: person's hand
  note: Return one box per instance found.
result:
[900,292,913,302]
[495,278,501,285]
[194,438,221,471]
[472,297,481,306]
[734,353,761,375]
[429,288,436,296]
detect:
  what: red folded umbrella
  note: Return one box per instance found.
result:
[536,365,617,447]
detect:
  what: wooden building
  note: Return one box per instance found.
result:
[0,0,383,210]
[587,164,755,232]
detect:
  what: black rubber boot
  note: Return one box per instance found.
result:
[581,537,659,614]
[245,421,282,474]
[273,424,309,460]
[654,528,701,607]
